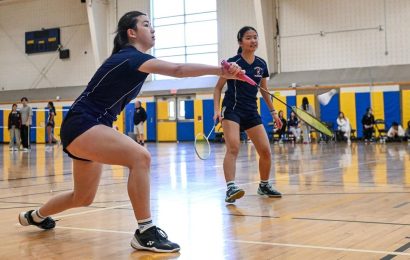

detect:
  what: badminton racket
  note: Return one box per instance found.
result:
[194,123,220,160]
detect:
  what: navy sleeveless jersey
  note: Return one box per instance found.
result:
[222,55,269,111]
[71,45,154,124]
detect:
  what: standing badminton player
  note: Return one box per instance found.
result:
[18,11,243,253]
[213,26,282,203]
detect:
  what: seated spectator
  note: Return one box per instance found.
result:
[273,110,287,142]
[361,107,375,142]
[405,121,410,141]
[287,111,301,142]
[336,111,351,144]
[387,122,405,141]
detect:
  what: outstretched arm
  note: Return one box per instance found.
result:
[139,59,242,79]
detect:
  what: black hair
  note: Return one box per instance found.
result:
[407,120,410,128]
[302,97,309,111]
[112,11,146,54]
[366,107,372,113]
[12,103,17,109]
[339,111,345,118]
[48,101,55,109]
[236,26,257,54]
[21,97,28,102]
[392,122,399,127]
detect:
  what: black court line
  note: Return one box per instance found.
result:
[0,166,129,183]
[294,217,410,226]
[0,172,73,182]
[0,200,42,205]
[0,205,42,210]
[393,202,410,208]
[380,241,410,260]
[0,181,128,200]
[0,173,128,190]
[223,213,280,219]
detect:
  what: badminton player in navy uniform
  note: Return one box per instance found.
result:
[18,11,243,253]
[214,26,282,203]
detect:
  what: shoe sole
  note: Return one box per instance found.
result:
[130,237,180,253]
[18,212,29,226]
[257,190,282,198]
[225,190,245,203]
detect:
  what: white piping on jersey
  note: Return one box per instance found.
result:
[255,57,267,67]
[71,59,129,110]
[99,81,145,122]
[232,57,242,111]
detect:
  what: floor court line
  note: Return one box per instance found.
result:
[55,203,131,219]
[227,239,410,257]
[52,226,410,257]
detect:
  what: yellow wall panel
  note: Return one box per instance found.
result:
[3,110,10,142]
[371,92,384,120]
[157,101,168,120]
[272,94,287,119]
[116,111,124,134]
[54,106,63,139]
[402,90,410,127]
[340,92,357,132]
[194,100,204,136]
[296,94,315,110]
[36,110,45,143]
[157,122,176,141]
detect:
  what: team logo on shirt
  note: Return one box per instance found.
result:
[254,67,263,78]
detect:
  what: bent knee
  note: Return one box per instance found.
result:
[129,150,151,169]
[72,194,95,207]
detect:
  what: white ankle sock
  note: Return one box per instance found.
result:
[138,218,154,233]
[31,209,46,223]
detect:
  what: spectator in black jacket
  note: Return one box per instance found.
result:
[361,107,375,142]
[8,104,21,151]
[134,101,147,145]
[287,111,301,142]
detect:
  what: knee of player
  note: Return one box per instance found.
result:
[130,150,151,169]
[226,145,240,156]
[259,148,271,159]
[73,194,95,207]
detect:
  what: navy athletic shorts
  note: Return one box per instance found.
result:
[221,105,262,131]
[60,110,112,161]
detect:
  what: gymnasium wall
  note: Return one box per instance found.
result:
[279,0,410,72]
[0,0,95,91]
[217,0,278,74]
[1,86,409,143]
[0,0,151,92]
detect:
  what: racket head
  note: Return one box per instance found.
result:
[292,106,333,137]
[194,133,211,160]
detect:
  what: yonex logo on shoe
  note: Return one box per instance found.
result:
[147,241,154,246]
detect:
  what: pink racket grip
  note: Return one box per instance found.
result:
[221,60,257,86]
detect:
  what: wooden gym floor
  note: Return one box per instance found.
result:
[0,141,409,259]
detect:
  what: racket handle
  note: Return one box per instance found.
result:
[221,60,257,86]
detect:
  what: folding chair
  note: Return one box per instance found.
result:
[374,119,387,142]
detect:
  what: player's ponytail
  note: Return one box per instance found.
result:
[112,11,146,54]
